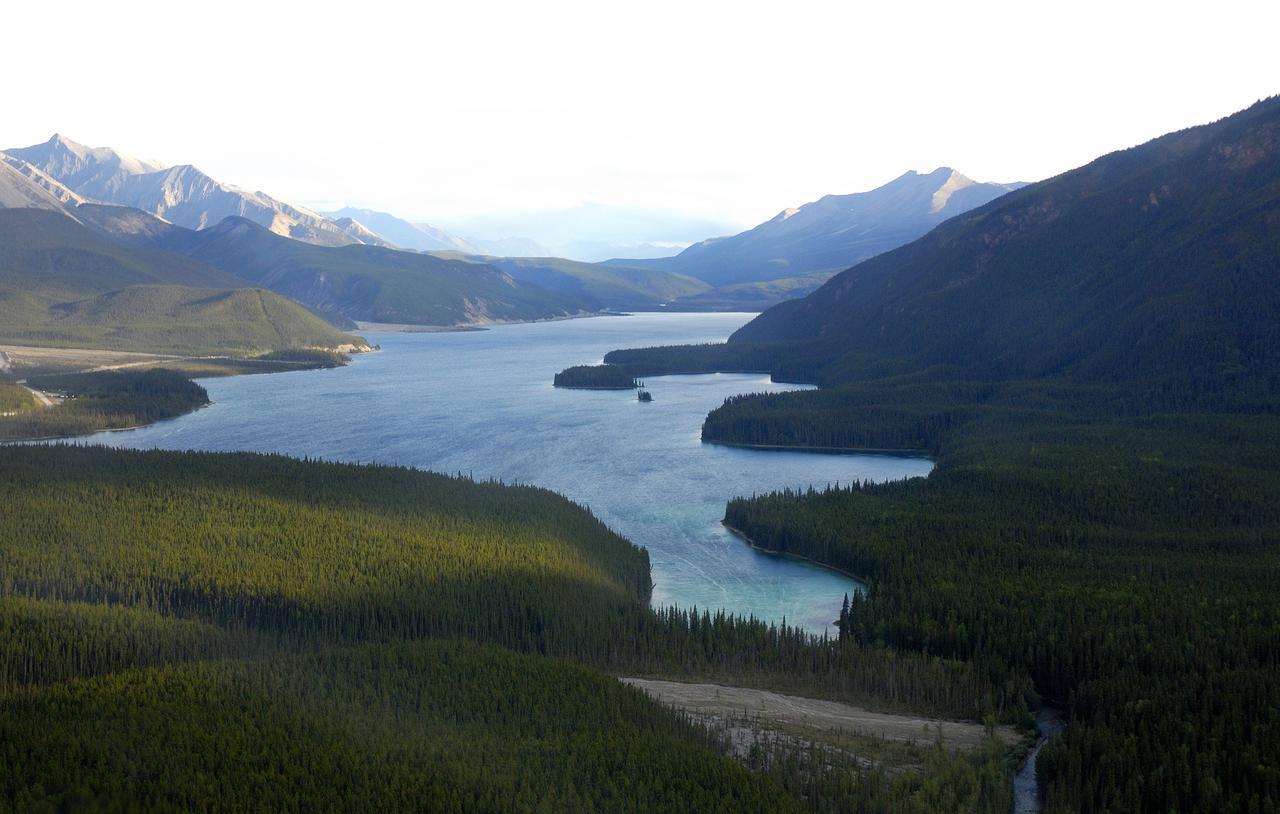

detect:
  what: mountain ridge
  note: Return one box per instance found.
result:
[612,168,1024,288]
[6,135,375,248]
[0,152,87,211]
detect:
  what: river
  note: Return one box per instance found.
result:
[88,312,932,634]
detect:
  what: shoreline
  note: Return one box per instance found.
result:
[703,438,935,459]
[553,384,636,391]
[722,521,869,586]
[1,400,214,445]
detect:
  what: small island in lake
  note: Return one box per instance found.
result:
[553,364,638,390]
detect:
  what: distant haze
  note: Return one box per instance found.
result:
[1,0,1276,231]
[434,205,738,262]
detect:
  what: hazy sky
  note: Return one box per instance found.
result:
[3,0,1277,229]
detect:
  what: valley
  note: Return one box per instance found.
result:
[74,312,925,632]
[0,12,1275,808]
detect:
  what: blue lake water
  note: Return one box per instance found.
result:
[88,312,932,633]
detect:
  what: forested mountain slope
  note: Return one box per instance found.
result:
[734,97,1280,397]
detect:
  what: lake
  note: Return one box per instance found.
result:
[89,312,932,633]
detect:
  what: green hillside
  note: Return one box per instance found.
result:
[8,285,357,355]
[567,98,1280,812]
[0,445,1019,811]
[0,209,363,354]
[154,216,587,326]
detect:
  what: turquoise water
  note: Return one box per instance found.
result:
[89,312,932,633]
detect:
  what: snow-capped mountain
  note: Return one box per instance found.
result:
[5,135,376,247]
[0,152,86,211]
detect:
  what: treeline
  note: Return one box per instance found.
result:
[0,369,208,440]
[701,372,1280,454]
[0,444,1019,811]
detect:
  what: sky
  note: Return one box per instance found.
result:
[2,0,1278,231]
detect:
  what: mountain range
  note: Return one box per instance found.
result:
[2,133,1032,314]
[615,168,1024,290]
[4,135,372,247]
[0,130,1048,348]
[74,206,590,327]
[0,151,705,325]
